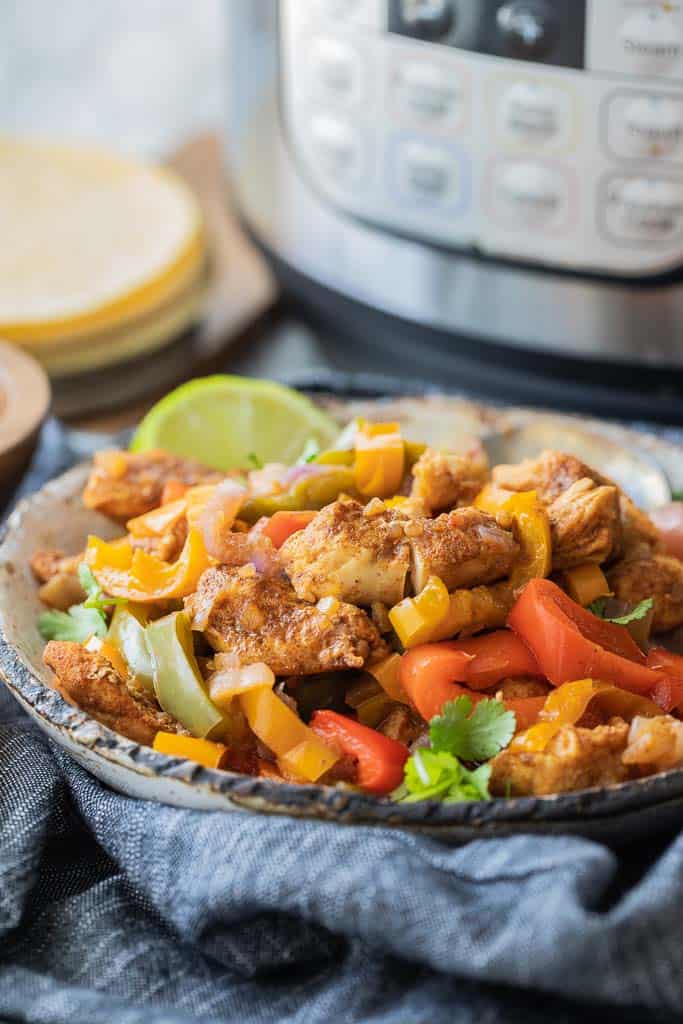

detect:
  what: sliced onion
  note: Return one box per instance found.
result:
[208,657,275,708]
[199,480,246,561]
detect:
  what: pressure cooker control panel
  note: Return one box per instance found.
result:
[280,0,683,276]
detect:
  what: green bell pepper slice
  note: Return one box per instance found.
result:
[107,605,155,694]
[145,611,224,738]
[240,466,357,523]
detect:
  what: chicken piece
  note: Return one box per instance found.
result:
[31,550,86,610]
[185,565,386,676]
[43,641,179,746]
[493,448,665,569]
[545,478,622,570]
[607,553,683,633]
[128,517,188,564]
[409,446,488,515]
[83,449,224,522]
[491,677,552,701]
[622,715,683,774]
[490,719,629,796]
[407,507,518,594]
[377,705,425,746]
[280,497,412,606]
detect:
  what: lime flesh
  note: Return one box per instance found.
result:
[130,375,339,471]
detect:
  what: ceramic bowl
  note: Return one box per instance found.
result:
[2,396,683,845]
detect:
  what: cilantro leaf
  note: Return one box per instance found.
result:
[671,490,683,502]
[393,749,491,804]
[298,438,321,464]
[247,452,263,469]
[589,596,653,626]
[38,605,108,643]
[429,696,516,763]
[78,563,125,613]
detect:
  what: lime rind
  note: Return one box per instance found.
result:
[130,375,339,472]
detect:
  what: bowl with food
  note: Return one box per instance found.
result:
[3,376,683,844]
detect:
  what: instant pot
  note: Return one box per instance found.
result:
[225,1,683,405]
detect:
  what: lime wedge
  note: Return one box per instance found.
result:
[130,375,339,471]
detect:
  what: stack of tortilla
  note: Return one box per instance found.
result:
[1,139,206,376]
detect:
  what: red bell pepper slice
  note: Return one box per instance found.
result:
[451,631,542,690]
[508,578,671,702]
[309,710,408,795]
[399,643,544,728]
[646,648,683,712]
[260,511,317,549]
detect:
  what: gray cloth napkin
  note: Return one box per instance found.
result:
[1,421,682,1024]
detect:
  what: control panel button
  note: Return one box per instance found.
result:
[620,10,682,72]
[497,1,558,60]
[492,160,569,228]
[392,0,455,40]
[499,81,562,142]
[309,115,364,181]
[396,140,459,201]
[622,95,683,158]
[605,176,683,243]
[392,61,464,123]
[309,37,364,105]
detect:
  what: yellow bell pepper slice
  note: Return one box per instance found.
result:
[238,685,338,781]
[126,499,188,539]
[509,678,662,754]
[355,433,405,498]
[153,731,229,770]
[360,420,401,438]
[562,564,612,606]
[146,611,225,738]
[278,739,340,783]
[389,575,451,648]
[366,653,409,703]
[476,487,551,590]
[86,527,212,602]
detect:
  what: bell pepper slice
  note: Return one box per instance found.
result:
[279,739,340,783]
[366,653,409,704]
[86,527,212,603]
[355,431,405,499]
[145,611,225,738]
[475,488,551,589]
[389,575,450,648]
[260,510,317,549]
[153,731,229,770]
[238,685,339,782]
[398,639,543,729]
[126,498,187,539]
[310,710,408,795]
[562,564,612,607]
[509,677,663,753]
[107,604,154,693]
[508,578,673,702]
[449,630,542,690]
[646,649,683,712]
[160,480,189,505]
[239,467,357,523]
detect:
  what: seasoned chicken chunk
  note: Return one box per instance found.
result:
[185,565,385,676]
[83,449,223,522]
[31,550,86,610]
[493,448,659,569]
[545,478,622,570]
[43,641,180,745]
[607,553,683,633]
[409,446,488,515]
[280,497,412,606]
[407,507,518,594]
[490,719,629,796]
[622,715,683,773]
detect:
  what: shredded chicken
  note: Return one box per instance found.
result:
[409,446,488,515]
[491,677,552,700]
[185,565,386,676]
[129,518,188,564]
[280,497,412,606]
[30,550,86,610]
[490,719,629,796]
[83,449,224,521]
[377,705,424,746]
[607,554,683,633]
[43,641,180,745]
[31,549,83,583]
[407,507,518,594]
[622,715,683,773]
